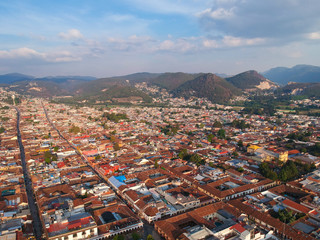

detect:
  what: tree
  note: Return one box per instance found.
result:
[154,160,159,168]
[237,167,244,172]
[232,151,239,157]
[53,146,59,152]
[147,234,154,240]
[113,235,124,240]
[0,126,5,134]
[207,134,215,143]
[113,143,120,151]
[131,232,140,240]
[178,149,188,159]
[212,120,222,128]
[217,128,226,139]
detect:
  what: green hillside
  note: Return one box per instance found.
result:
[173,73,242,103]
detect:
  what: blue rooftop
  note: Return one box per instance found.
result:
[115,175,126,183]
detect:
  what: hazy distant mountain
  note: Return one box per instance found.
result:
[173,73,241,103]
[263,64,320,85]
[0,73,34,84]
[0,73,96,85]
[226,70,278,90]
[36,76,96,83]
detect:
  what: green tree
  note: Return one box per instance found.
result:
[232,151,239,157]
[113,235,124,240]
[207,134,215,143]
[147,234,154,240]
[0,126,5,134]
[213,120,222,128]
[217,128,226,139]
[132,232,140,240]
[154,160,159,168]
[237,167,244,172]
[53,146,59,152]
[114,143,120,151]
[178,149,188,159]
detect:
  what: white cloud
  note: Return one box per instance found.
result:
[0,47,44,59]
[198,0,320,42]
[203,39,218,48]
[222,36,265,47]
[0,47,81,62]
[307,32,320,40]
[59,29,83,40]
[198,7,234,19]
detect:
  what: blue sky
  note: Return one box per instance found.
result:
[0,0,320,77]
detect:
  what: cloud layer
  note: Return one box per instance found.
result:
[0,0,319,76]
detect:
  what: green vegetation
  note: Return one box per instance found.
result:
[173,73,241,103]
[53,146,59,152]
[212,120,223,128]
[286,131,312,142]
[217,128,226,139]
[103,112,128,123]
[151,72,200,90]
[154,160,159,168]
[113,142,120,151]
[44,151,57,164]
[231,119,250,129]
[69,125,81,134]
[161,124,179,136]
[131,232,140,240]
[1,117,10,121]
[307,142,320,156]
[147,234,154,240]
[178,149,205,166]
[207,133,215,143]
[271,209,305,224]
[112,235,124,240]
[259,160,315,182]
[242,105,275,116]
[0,126,5,134]
[226,70,269,90]
[237,167,244,172]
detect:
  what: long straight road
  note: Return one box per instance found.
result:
[41,102,163,240]
[15,107,43,240]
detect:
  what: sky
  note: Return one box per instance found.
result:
[0,0,320,77]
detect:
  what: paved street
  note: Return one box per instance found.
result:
[16,107,43,240]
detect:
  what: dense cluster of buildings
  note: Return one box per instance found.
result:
[0,92,320,239]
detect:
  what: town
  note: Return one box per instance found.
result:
[0,88,319,240]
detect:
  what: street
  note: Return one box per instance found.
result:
[15,107,43,240]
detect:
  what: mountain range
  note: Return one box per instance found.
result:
[263,64,320,85]
[1,64,319,103]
